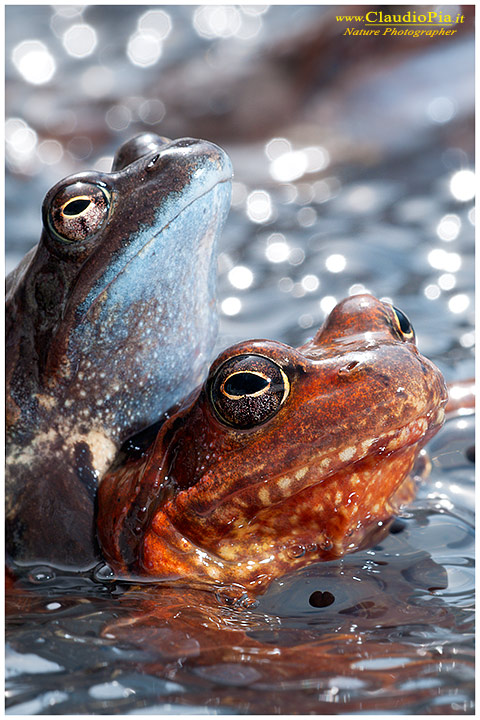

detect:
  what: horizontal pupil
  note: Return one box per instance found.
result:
[64,198,91,216]
[224,373,269,396]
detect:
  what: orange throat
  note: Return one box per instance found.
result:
[139,434,426,592]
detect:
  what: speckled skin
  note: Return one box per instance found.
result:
[98,295,448,592]
[6,133,232,570]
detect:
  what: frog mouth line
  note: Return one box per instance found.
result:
[206,408,446,517]
[78,176,232,324]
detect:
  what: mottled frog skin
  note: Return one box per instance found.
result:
[98,295,448,592]
[6,133,232,570]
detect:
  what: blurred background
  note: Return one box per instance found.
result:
[5,4,475,384]
[5,6,476,714]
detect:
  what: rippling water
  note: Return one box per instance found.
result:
[5,5,475,715]
[5,414,475,714]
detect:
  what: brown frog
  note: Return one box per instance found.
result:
[98,294,448,592]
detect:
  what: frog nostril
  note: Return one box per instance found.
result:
[146,154,160,171]
[338,360,360,376]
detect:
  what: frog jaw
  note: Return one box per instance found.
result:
[128,409,442,591]
[140,444,420,592]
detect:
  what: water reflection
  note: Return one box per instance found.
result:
[228,265,253,289]
[127,31,163,67]
[437,213,461,241]
[450,169,475,201]
[12,40,56,84]
[266,236,290,263]
[62,23,97,58]
[428,248,462,271]
[221,297,242,316]
[301,274,319,292]
[325,253,346,273]
[246,189,273,223]
[448,293,470,314]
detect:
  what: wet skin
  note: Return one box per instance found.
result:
[6,133,232,570]
[98,294,448,592]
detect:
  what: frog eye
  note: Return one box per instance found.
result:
[47,182,111,243]
[390,305,415,341]
[209,354,290,429]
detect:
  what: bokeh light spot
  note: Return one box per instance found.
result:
[304,146,329,172]
[37,139,63,165]
[436,214,461,241]
[139,98,166,125]
[320,296,337,315]
[298,314,314,329]
[438,273,456,291]
[127,31,162,67]
[247,190,272,223]
[55,5,84,18]
[6,118,38,172]
[67,136,93,160]
[460,332,475,348]
[278,277,294,292]
[301,275,319,292]
[270,150,308,182]
[297,206,317,227]
[106,105,132,131]
[288,248,305,266]
[6,117,27,143]
[427,96,455,124]
[349,283,369,295]
[221,297,242,316]
[6,118,37,155]
[450,170,475,201]
[235,12,263,39]
[62,24,97,58]
[193,5,242,38]
[266,236,290,263]
[138,10,172,39]
[240,5,269,15]
[265,137,291,161]
[448,294,470,314]
[325,254,346,273]
[12,40,55,84]
[424,284,441,300]
[427,248,461,272]
[228,266,254,289]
